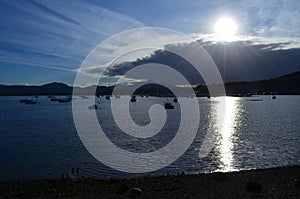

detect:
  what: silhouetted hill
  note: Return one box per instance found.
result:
[1,71,300,96]
[0,82,115,96]
[195,71,300,96]
[226,71,300,95]
[0,82,73,96]
[40,82,73,95]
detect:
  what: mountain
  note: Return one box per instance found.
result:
[229,71,300,95]
[195,71,300,95]
[0,82,115,96]
[0,82,73,96]
[1,71,300,96]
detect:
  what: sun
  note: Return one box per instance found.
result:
[214,17,238,41]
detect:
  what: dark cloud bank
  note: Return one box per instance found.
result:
[103,39,300,84]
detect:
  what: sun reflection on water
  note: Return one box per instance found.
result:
[214,97,240,172]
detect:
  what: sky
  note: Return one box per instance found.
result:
[0,0,300,85]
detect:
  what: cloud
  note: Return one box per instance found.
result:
[193,34,300,50]
[79,33,300,85]
[76,28,193,76]
[0,58,75,72]
[222,0,300,37]
[1,0,300,85]
[0,0,144,71]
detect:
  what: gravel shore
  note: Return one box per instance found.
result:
[0,166,299,198]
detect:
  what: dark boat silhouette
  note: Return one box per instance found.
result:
[272,95,277,99]
[130,96,137,102]
[164,102,174,109]
[50,97,59,102]
[24,100,37,104]
[173,98,178,102]
[58,96,72,103]
[20,97,37,104]
[20,99,30,103]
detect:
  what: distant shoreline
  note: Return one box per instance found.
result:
[1,165,299,198]
[1,94,300,97]
[1,70,300,96]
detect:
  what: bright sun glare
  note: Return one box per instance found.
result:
[214,17,238,41]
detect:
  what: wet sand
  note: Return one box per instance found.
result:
[0,166,299,198]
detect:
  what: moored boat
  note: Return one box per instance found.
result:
[24,100,37,104]
[164,102,174,109]
[58,97,72,103]
[20,99,30,103]
[130,96,137,102]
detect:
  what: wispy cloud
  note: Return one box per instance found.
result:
[1,0,299,85]
[78,32,300,85]
[192,33,300,50]
[0,58,75,72]
[219,0,300,37]
[76,28,192,77]
[0,0,144,72]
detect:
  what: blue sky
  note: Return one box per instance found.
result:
[0,0,300,85]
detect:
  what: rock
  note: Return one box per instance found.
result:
[212,173,228,182]
[130,187,143,198]
[246,181,262,194]
[117,184,129,194]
